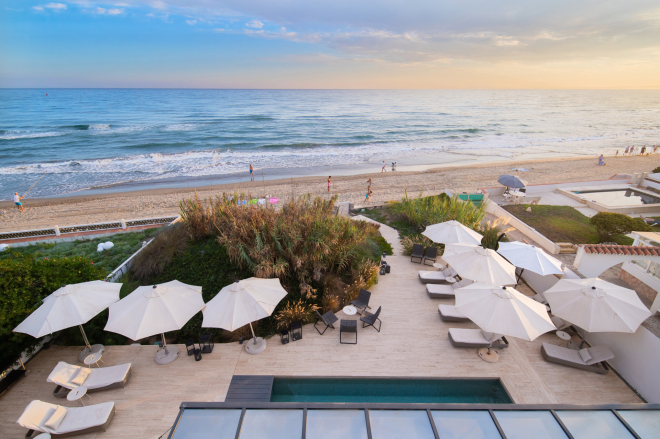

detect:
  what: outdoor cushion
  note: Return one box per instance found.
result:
[269,198,278,204]
[258,198,266,205]
[480,330,503,342]
[419,271,448,284]
[585,345,615,366]
[70,368,91,385]
[578,348,592,364]
[438,305,465,319]
[44,406,68,430]
[17,400,115,435]
[449,328,503,345]
[426,284,455,298]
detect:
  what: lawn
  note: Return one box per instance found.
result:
[502,205,634,245]
[0,228,161,273]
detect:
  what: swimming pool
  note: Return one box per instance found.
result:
[573,189,660,206]
[269,378,512,404]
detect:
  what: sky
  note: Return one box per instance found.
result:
[1,0,660,88]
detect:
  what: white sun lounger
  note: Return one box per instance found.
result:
[426,279,474,298]
[419,271,449,284]
[541,343,613,374]
[17,400,115,438]
[47,362,131,398]
[438,305,469,322]
[448,328,509,349]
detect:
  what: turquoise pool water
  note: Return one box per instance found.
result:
[269,378,512,404]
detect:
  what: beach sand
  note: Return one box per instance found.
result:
[1,155,659,233]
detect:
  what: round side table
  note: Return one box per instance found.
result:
[84,352,103,368]
[556,330,571,341]
[343,305,358,316]
[67,385,90,406]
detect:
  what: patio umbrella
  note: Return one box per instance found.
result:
[202,278,288,355]
[498,175,528,188]
[104,280,204,365]
[443,244,517,285]
[544,278,652,336]
[455,283,556,362]
[422,220,483,246]
[13,281,121,362]
[497,241,563,284]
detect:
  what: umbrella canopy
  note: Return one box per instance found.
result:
[498,175,528,188]
[455,283,556,342]
[104,280,204,340]
[14,281,121,338]
[544,278,652,333]
[422,220,483,246]
[202,277,288,331]
[443,244,517,285]
[497,242,564,276]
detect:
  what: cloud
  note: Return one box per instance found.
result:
[33,5,44,11]
[186,19,197,25]
[44,2,67,9]
[245,19,262,28]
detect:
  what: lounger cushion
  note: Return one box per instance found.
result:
[44,406,68,430]
[57,402,115,434]
[542,343,585,364]
[419,271,447,282]
[426,284,455,298]
[585,345,614,365]
[70,368,91,385]
[438,305,466,319]
[578,348,592,364]
[449,328,501,345]
[48,361,131,391]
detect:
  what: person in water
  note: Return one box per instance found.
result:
[249,164,254,181]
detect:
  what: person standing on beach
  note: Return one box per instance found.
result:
[630,145,635,155]
[367,178,372,193]
[624,146,629,155]
[13,192,24,212]
[641,145,647,155]
[327,176,331,193]
[382,161,386,172]
[249,164,254,181]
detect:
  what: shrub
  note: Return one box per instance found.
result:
[401,235,435,256]
[393,192,485,233]
[590,212,651,241]
[653,166,660,174]
[130,223,189,281]
[0,255,107,371]
[375,236,393,255]
[274,299,319,330]
[477,217,513,250]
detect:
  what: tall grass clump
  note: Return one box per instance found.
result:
[393,192,485,233]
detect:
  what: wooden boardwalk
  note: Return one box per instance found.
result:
[0,219,642,438]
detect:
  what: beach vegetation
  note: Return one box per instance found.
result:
[477,217,513,250]
[0,255,107,372]
[401,235,435,256]
[590,212,651,242]
[392,192,485,233]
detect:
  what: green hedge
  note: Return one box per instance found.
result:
[0,255,108,371]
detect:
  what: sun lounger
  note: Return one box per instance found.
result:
[641,215,660,226]
[17,400,115,438]
[426,279,474,298]
[47,362,131,398]
[419,271,450,284]
[411,244,424,263]
[448,328,509,349]
[438,305,469,322]
[541,342,613,374]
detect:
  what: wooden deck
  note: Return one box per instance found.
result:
[0,220,643,438]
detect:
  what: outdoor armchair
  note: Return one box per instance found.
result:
[411,244,424,263]
[17,400,115,438]
[350,289,372,314]
[314,310,339,335]
[360,306,382,332]
[423,247,438,266]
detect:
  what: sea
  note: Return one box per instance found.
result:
[1,89,658,200]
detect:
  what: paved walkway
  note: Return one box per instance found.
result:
[0,219,641,439]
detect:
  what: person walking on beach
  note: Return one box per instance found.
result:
[327,176,331,193]
[382,160,386,172]
[654,145,658,154]
[367,178,372,193]
[249,164,254,181]
[641,145,647,155]
[630,145,635,156]
[13,192,24,212]
[615,150,619,157]
[624,146,629,155]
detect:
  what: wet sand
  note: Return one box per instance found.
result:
[1,155,659,232]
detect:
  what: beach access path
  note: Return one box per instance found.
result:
[0,217,640,439]
[1,155,659,233]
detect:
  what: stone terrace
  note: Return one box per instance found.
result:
[0,220,642,438]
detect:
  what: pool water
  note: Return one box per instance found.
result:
[269,378,512,404]
[573,189,660,206]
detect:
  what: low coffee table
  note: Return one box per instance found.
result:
[84,352,104,368]
[343,305,358,316]
[556,330,571,341]
[67,385,90,406]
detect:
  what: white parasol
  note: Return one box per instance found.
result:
[422,220,483,246]
[443,244,517,285]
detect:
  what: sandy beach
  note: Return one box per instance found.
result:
[1,155,659,233]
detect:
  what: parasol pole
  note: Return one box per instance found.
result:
[23,173,47,197]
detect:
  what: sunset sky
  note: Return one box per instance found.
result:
[1,0,659,88]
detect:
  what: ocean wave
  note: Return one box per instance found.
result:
[0,131,63,140]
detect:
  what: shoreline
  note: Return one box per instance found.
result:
[1,154,658,232]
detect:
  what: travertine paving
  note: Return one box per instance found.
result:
[0,221,642,439]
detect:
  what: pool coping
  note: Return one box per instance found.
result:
[558,185,660,214]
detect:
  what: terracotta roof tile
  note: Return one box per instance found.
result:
[582,244,660,256]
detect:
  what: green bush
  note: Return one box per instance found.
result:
[590,212,652,241]
[375,236,393,256]
[0,255,108,371]
[392,192,485,233]
[653,167,660,174]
